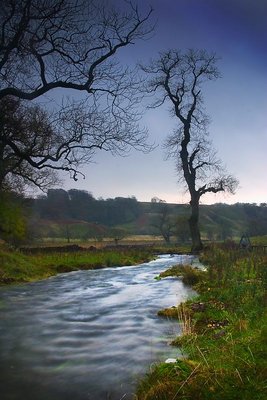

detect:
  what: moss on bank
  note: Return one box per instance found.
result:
[136,247,267,400]
[158,264,206,286]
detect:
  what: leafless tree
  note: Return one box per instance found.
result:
[109,227,127,245]
[151,201,176,243]
[143,49,238,251]
[0,0,153,190]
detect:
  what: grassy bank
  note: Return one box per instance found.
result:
[0,245,156,284]
[136,247,267,400]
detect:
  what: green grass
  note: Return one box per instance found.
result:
[158,264,205,286]
[0,239,192,285]
[251,235,267,246]
[0,245,155,284]
[136,246,267,400]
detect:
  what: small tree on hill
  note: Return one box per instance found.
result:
[109,228,127,245]
[151,202,176,243]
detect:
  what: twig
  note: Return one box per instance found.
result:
[172,363,201,399]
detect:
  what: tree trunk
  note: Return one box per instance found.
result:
[189,198,203,253]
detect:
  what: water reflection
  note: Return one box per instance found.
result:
[0,254,195,400]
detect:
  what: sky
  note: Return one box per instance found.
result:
[62,0,267,205]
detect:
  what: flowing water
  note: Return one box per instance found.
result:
[0,254,195,400]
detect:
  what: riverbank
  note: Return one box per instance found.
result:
[0,243,189,284]
[0,245,157,284]
[136,246,267,399]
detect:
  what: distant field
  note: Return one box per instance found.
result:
[24,234,267,249]
[251,235,267,245]
[30,235,167,248]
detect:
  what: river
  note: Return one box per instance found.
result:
[0,254,195,400]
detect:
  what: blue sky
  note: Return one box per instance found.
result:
[62,0,267,204]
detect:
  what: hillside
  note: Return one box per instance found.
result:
[25,189,267,243]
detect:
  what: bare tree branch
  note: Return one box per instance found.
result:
[143,49,238,251]
[0,0,154,191]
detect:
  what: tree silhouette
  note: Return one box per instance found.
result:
[0,0,153,190]
[143,49,238,251]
